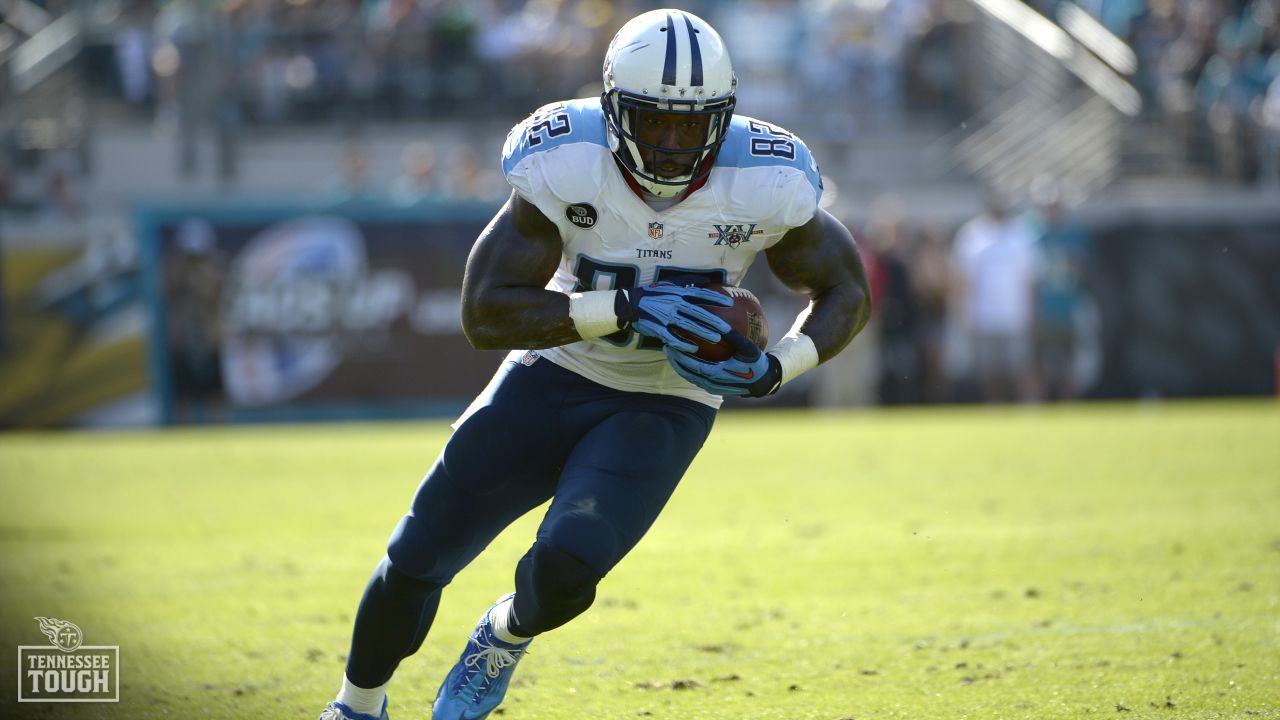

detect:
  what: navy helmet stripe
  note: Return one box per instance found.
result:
[661,13,678,86]
[683,15,703,86]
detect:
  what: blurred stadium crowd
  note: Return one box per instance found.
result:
[69,0,965,124]
[1119,0,1280,182]
[3,0,984,220]
[2,0,1276,191]
[845,179,1095,408]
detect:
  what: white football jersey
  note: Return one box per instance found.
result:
[500,98,823,407]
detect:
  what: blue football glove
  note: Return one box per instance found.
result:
[664,330,783,398]
[615,283,732,353]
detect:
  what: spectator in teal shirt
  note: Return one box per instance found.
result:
[1027,177,1092,402]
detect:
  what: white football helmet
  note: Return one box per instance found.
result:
[601,9,737,198]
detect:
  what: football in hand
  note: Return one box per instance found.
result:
[674,283,769,362]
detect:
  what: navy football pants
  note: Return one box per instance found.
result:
[345,354,716,687]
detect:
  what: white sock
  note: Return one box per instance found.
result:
[336,674,388,717]
[489,596,531,644]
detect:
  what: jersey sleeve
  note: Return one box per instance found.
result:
[772,144,823,230]
[715,117,825,243]
[501,99,611,206]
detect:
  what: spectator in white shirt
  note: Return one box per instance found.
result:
[950,189,1043,403]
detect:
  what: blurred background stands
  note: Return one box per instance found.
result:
[1,0,1277,424]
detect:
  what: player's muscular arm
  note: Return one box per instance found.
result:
[461,191,582,350]
[765,208,872,362]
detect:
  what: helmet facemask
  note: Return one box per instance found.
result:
[603,89,735,198]
[600,9,737,199]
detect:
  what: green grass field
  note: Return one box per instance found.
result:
[1,401,1278,719]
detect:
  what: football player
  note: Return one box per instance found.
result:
[319,8,870,720]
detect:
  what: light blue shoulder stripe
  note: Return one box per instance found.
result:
[716,115,823,202]
[502,98,609,175]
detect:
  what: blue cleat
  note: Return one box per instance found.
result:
[317,698,388,720]
[432,594,531,720]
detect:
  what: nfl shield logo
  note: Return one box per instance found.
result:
[648,222,664,239]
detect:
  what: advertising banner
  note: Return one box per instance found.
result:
[138,201,504,424]
[0,228,149,429]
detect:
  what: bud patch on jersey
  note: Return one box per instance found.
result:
[566,203,598,228]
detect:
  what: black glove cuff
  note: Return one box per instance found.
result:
[613,289,634,328]
[749,353,784,398]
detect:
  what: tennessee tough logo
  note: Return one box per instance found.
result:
[36,617,83,652]
[20,617,120,702]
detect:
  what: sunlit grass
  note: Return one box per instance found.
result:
[2,400,1277,719]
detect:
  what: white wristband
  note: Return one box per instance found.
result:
[568,290,621,339]
[769,331,819,386]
